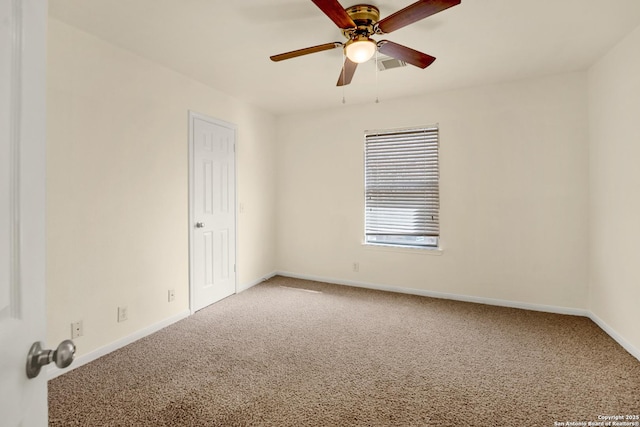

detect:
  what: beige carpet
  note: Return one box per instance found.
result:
[49,276,640,426]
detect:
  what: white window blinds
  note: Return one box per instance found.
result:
[364,126,439,248]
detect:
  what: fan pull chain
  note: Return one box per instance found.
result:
[342,51,346,104]
[375,49,379,104]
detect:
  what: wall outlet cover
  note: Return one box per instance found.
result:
[118,306,128,322]
[71,320,83,338]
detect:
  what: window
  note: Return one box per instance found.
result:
[364,126,439,248]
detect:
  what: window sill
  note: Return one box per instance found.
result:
[361,242,444,256]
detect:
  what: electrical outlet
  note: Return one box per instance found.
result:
[71,320,83,338]
[168,289,175,302]
[117,306,128,323]
[353,262,359,272]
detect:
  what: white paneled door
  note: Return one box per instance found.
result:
[1,0,49,425]
[189,113,236,312]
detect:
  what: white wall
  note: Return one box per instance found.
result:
[276,73,589,310]
[588,24,640,353]
[46,18,277,357]
[46,12,640,365]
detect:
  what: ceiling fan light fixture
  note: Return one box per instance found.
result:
[345,37,376,63]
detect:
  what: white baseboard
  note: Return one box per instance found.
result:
[237,271,277,293]
[47,309,191,380]
[46,272,640,381]
[276,271,640,362]
[588,312,640,362]
[276,271,589,316]
[48,273,276,380]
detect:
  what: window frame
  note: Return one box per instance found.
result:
[363,125,440,250]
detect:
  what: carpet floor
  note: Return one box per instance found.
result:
[48,276,640,426]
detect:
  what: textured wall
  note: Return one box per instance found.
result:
[588,24,640,355]
[276,72,589,310]
[47,18,277,357]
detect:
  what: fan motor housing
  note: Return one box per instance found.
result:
[342,4,380,38]
[346,4,380,23]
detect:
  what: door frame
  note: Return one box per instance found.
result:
[187,111,238,314]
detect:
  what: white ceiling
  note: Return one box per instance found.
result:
[49,0,640,116]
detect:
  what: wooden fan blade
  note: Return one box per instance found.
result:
[336,57,358,86]
[270,42,342,62]
[377,40,436,69]
[311,0,356,29]
[377,0,460,34]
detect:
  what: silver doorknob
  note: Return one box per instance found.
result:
[26,339,76,379]
[195,222,205,228]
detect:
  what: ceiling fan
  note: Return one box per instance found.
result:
[269,0,461,86]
